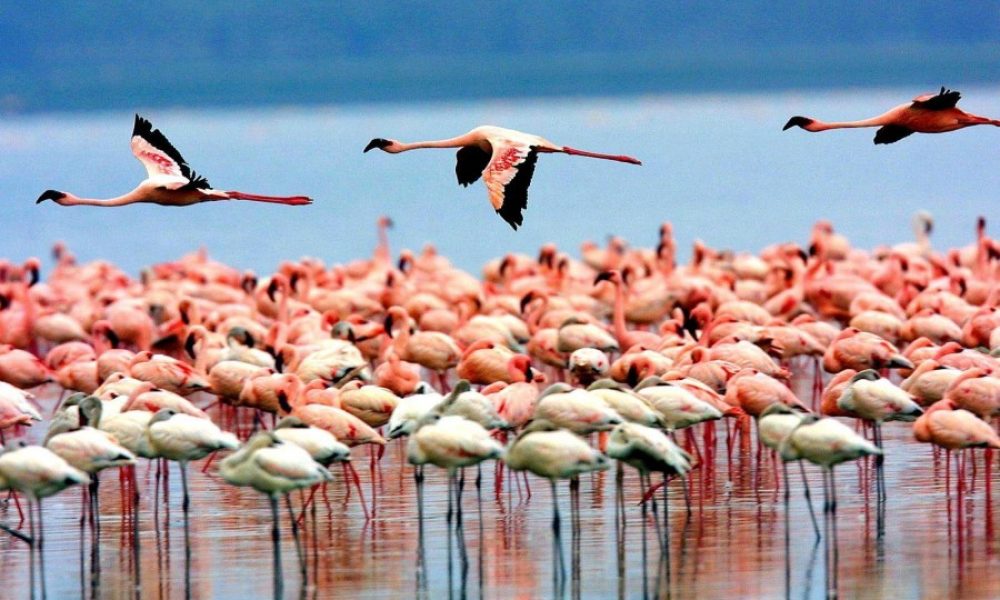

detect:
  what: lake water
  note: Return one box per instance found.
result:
[1,86,998,277]
[2,88,1000,599]
[1,370,997,599]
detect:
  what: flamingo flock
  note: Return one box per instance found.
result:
[0,210,997,598]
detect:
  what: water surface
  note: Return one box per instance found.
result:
[1,370,997,599]
[1,87,998,277]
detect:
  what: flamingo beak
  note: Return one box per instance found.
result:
[783,116,814,131]
[364,138,392,153]
[36,190,66,204]
[594,271,614,285]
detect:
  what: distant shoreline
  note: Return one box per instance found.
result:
[4,43,1000,115]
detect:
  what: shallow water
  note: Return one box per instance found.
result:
[1,86,999,277]
[2,369,998,599]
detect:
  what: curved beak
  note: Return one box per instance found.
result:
[364,138,391,153]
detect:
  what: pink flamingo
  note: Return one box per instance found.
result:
[784,87,1000,144]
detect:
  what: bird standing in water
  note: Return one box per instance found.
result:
[364,126,641,230]
[37,115,313,207]
[783,87,1000,144]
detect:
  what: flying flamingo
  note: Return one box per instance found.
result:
[783,87,1000,144]
[363,126,641,229]
[36,115,313,207]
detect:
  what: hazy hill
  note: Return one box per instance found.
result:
[3,1,999,112]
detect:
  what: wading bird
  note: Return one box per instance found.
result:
[37,115,313,207]
[783,87,1000,144]
[363,126,641,230]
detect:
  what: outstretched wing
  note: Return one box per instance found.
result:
[874,125,915,145]
[455,146,490,186]
[482,142,539,231]
[911,87,961,111]
[129,115,211,189]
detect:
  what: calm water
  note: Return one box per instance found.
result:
[1,86,999,277]
[1,370,998,599]
[2,89,1000,598]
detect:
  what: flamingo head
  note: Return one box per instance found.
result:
[36,189,67,205]
[593,270,621,287]
[363,138,401,153]
[783,116,817,132]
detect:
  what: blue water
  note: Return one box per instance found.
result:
[1,86,997,276]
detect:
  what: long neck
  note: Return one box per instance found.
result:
[809,114,892,131]
[58,190,140,207]
[610,280,628,345]
[397,134,475,152]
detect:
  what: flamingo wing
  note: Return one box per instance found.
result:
[911,87,961,111]
[129,115,211,189]
[482,141,539,230]
[873,125,914,145]
[455,146,490,186]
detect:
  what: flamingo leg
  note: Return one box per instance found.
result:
[179,462,191,577]
[662,473,671,593]
[830,467,840,597]
[550,478,565,591]
[29,497,37,599]
[269,495,284,599]
[37,499,47,600]
[285,494,306,584]
[799,460,821,541]
[346,463,370,520]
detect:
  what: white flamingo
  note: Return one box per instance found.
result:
[220,431,332,597]
[0,443,89,598]
[37,115,312,207]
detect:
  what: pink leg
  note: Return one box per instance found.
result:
[347,463,370,520]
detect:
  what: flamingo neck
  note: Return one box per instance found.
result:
[610,278,628,346]
[806,116,892,131]
[55,191,140,207]
[376,225,390,263]
[396,134,475,152]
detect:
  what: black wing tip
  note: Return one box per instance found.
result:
[497,209,522,230]
[494,148,538,232]
[873,125,914,145]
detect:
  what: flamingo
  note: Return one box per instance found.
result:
[607,421,692,570]
[363,126,640,229]
[585,379,662,427]
[836,369,922,502]
[533,383,623,435]
[779,414,881,599]
[783,87,1000,144]
[505,421,610,583]
[36,115,312,207]
[567,348,610,386]
[145,408,238,568]
[757,404,821,540]
[386,389,445,440]
[407,411,503,527]
[914,398,1000,451]
[45,396,135,567]
[0,443,89,598]
[220,432,332,597]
